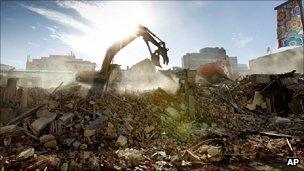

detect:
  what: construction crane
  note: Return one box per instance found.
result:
[75,25,169,88]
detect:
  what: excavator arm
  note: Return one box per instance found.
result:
[100,25,169,80]
[75,25,169,87]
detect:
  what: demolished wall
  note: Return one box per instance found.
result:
[249,46,304,74]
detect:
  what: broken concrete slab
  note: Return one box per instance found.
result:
[249,75,272,85]
[151,151,170,161]
[59,113,74,123]
[116,148,144,162]
[86,116,107,130]
[36,109,53,118]
[0,125,19,134]
[207,146,221,158]
[7,105,43,125]
[83,116,107,137]
[84,129,96,138]
[166,107,178,117]
[17,148,34,161]
[40,134,57,148]
[197,145,209,154]
[30,111,57,135]
[116,135,128,147]
[44,139,57,148]
[275,116,291,123]
[144,125,155,134]
[106,122,117,138]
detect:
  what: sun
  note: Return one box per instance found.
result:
[93,2,151,44]
[74,1,153,67]
[56,1,153,68]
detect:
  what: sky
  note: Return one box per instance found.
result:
[1,0,285,70]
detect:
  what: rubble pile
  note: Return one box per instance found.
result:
[191,71,304,169]
[1,71,304,170]
[196,71,304,135]
[1,84,186,170]
[27,87,50,106]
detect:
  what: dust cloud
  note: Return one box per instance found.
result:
[0,70,76,90]
[115,59,180,94]
[2,58,180,96]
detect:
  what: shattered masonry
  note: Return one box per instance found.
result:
[0,70,304,170]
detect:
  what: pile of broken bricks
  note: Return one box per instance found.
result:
[0,82,183,170]
[1,71,304,170]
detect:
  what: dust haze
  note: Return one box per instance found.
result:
[115,59,180,94]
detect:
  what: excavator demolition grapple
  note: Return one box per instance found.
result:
[75,25,169,89]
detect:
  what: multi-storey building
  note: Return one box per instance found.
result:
[26,53,96,71]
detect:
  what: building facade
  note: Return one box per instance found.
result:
[228,57,238,75]
[237,64,250,76]
[182,47,238,74]
[0,64,15,72]
[275,0,304,48]
[26,53,96,71]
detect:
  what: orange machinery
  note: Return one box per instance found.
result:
[196,59,232,84]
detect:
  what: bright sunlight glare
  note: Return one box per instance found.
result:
[56,1,153,67]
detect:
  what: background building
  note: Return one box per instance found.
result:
[182,47,238,75]
[0,64,15,85]
[228,57,238,75]
[26,52,96,71]
[0,64,15,72]
[237,64,250,76]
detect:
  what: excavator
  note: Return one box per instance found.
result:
[75,25,169,89]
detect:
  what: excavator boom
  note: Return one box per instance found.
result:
[76,25,169,87]
[101,25,169,79]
